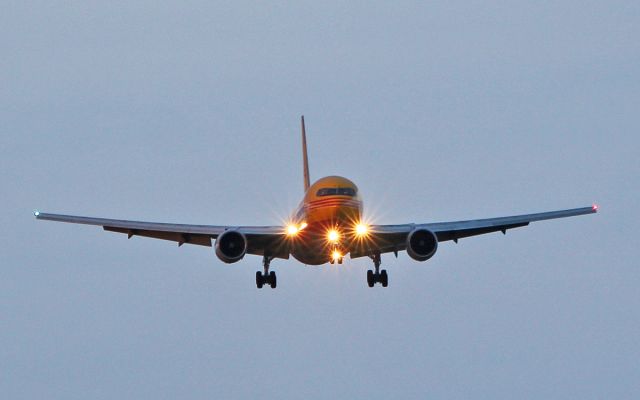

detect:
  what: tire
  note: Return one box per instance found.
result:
[269,271,277,289]
[256,271,263,289]
[381,270,388,287]
[367,270,374,287]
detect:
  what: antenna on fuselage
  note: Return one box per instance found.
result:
[301,115,310,192]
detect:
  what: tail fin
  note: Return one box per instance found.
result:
[301,115,311,192]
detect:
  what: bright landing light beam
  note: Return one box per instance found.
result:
[355,223,368,236]
[287,224,299,236]
[287,222,308,236]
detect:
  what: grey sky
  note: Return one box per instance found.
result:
[2,1,638,399]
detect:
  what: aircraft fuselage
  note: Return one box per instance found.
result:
[289,175,364,265]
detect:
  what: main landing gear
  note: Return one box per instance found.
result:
[367,252,388,288]
[256,255,276,289]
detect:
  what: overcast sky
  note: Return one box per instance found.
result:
[2,1,639,399]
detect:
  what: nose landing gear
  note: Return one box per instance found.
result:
[256,255,276,289]
[329,246,344,265]
[329,254,344,264]
[367,252,388,287]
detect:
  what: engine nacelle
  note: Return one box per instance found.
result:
[215,230,248,263]
[406,228,438,261]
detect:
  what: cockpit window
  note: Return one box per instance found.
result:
[316,187,356,197]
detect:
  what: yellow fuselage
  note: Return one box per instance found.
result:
[290,176,363,265]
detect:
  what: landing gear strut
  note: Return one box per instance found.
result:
[329,247,343,264]
[256,255,276,289]
[367,252,388,287]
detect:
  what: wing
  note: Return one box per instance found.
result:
[34,211,289,259]
[350,205,598,258]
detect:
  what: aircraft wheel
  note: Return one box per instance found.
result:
[380,270,388,287]
[367,270,374,287]
[256,271,264,289]
[269,271,277,289]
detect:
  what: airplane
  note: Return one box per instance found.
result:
[35,116,598,288]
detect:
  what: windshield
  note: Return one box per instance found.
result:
[316,187,357,197]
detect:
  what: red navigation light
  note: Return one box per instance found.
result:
[592,204,599,212]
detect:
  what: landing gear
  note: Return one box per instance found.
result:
[269,271,277,288]
[329,247,343,264]
[367,252,388,287]
[367,270,374,287]
[256,271,276,288]
[366,269,388,287]
[256,255,276,289]
[256,271,264,289]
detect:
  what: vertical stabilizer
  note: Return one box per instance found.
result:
[301,116,311,192]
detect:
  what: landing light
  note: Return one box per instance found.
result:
[332,250,342,261]
[287,225,299,236]
[327,229,340,243]
[355,223,369,236]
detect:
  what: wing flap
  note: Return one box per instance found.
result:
[35,212,228,236]
[35,212,287,254]
[103,226,212,247]
[423,206,596,242]
[434,222,529,242]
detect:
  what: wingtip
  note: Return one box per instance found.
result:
[33,210,41,217]
[592,203,599,213]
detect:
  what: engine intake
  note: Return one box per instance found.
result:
[215,230,247,263]
[406,228,438,261]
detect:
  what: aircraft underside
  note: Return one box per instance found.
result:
[255,219,390,289]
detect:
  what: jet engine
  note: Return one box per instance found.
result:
[215,230,248,263]
[406,228,438,261]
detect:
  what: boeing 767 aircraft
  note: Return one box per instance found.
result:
[35,116,597,288]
